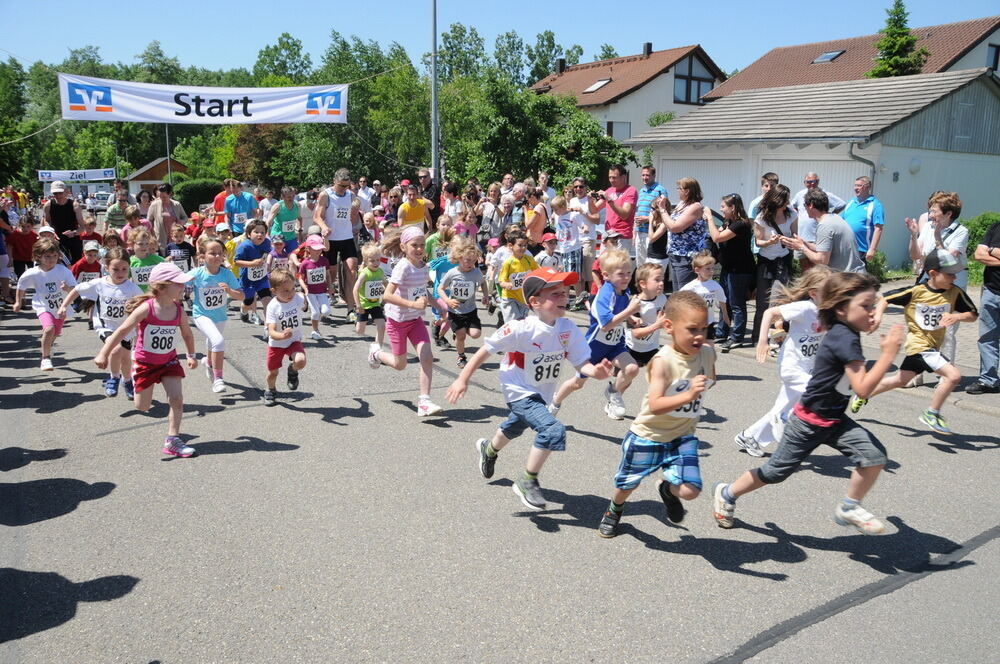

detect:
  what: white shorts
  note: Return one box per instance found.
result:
[306,292,331,321]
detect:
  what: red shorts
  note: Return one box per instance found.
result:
[266,341,306,371]
[386,317,431,356]
[132,358,185,393]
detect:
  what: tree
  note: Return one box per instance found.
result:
[134,41,182,84]
[596,44,619,61]
[647,111,675,128]
[564,45,584,67]
[254,33,313,83]
[866,0,929,78]
[526,31,564,85]
[438,23,487,82]
[493,31,526,87]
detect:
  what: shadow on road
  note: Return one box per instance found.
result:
[162,434,299,458]
[798,452,902,477]
[390,399,507,426]
[0,389,105,414]
[0,568,139,643]
[0,479,115,526]
[861,418,1000,454]
[277,397,373,425]
[0,447,67,472]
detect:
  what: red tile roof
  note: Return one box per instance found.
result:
[704,15,1000,100]
[531,45,725,107]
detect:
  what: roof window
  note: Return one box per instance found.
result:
[582,78,611,93]
[812,50,845,64]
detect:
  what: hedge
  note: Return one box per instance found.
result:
[173,179,222,213]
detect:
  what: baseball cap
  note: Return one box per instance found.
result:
[203,218,217,227]
[487,238,500,247]
[270,234,285,243]
[303,234,326,250]
[83,240,101,252]
[400,179,411,187]
[216,222,231,232]
[50,181,67,193]
[541,232,557,242]
[521,267,580,300]
[38,225,56,234]
[306,224,322,236]
[149,262,193,284]
[604,229,623,239]
[923,248,965,275]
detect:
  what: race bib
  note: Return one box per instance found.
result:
[510,272,526,290]
[434,246,448,258]
[450,280,473,301]
[601,324,625,345]
[172,260,188,273]
[271,257,289,271]
[43,292,62,311]
[796,334,823,359]
[525,350,564,386]
[411,286,428,301]
[667,378,704,419]
[306,267,326,285]
[102,296,128,321]
[78,271,101,283]
[248,264,267,282]
[132,265,153,286]
[277,310,300,332]
[365,280,385,300]
[200,286,227,311]
[145,325,177,353]
[335,206,349,220]
[915,303,947,331]
[234,213,248,227]
[281,219,296,234]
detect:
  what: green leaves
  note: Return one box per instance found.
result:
[865,0,929,78]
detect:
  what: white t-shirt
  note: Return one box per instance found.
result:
[534,250,560,268]
[76,277,143,335]
[18,265,77,316]
[754,211,794,260]
[266,294,305,348]
[490,246,512,274]
[776,300,825,384]
[555,212,583,253]
[385,258,430,323]
[259,197,277,219]
[483,315,591,405]
[444,198,465,219]
[680,278,727,324]
[626,293,667,352]
[570,196,596,243]
[792,188,847,242]
[323,188,356,241]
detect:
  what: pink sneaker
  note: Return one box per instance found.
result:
[161,437,195,458]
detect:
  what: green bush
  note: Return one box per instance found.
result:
[173,178,222,213]
[867,250,889,282]
[963,211,1000,258]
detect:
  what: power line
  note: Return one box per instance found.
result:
[0,118,62,147]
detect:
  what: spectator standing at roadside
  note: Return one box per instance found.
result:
[664,177,706,291]
[842,176,885,264]
[782,190,865,274]
[791,172,846,270]
[590,165,637,258]
[104,191,130,230]
[147,183,188,254]
[111,179,136,205]
[705,193,755,350]
[635,166,667,268]
[418,168,440,218]
[966,217,1000,395]
[570,178,600,302]
[751,184,796,344]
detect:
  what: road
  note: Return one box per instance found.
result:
[1,294,998,663]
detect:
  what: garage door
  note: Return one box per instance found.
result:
[659,158,744,208]
[759,159,859,206]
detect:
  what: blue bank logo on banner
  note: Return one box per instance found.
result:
[305,91,342,116]
[67,83,114,112]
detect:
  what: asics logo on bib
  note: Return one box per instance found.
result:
[68,83,113,112]
[306,91,342,116]
[531,351,566,365]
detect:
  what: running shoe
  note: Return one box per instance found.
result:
[263,389,276,406]
[712,482,735,529]
[658,481,686,523]
[965,381,1000,395]
[202,356,213,382]
[103,377,120,397]
[417,399,444,417]
[719,338,735,353]
[286,365,299,391]
[547,402,560,416]
[475,438,496,479]
[367,344,381,370]
[604,383,626,420]
[251,313,264,326]
[597,509,621,538]
[456,354,467,368]
[834,503,885,535]
[310,330,323,341]
[919,410,952,435]
[347,309,358,323]
[513,476,546,510]
[240,312,250,324]
[735,431,764,458]
[212,378,227,394]
[40,358,53,371]
[123,379,135,399]
[849,396,868,414]
[161,436,196,458]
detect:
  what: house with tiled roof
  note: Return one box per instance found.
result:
[530,43,726,141]
[705,14,1000,100]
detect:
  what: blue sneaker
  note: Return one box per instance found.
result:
[104,377,120,397]
[122,379,135,399]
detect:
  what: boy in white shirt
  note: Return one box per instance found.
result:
[680,251,730,343]
[263,269,307,406]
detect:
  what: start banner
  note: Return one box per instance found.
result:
[38,168,117,182]
[58,73,349,125]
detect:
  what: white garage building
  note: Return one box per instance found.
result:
[626,68,1000,267]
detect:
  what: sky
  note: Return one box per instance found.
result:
[3,0,997,78]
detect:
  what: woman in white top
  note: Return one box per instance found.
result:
[751,184,797,344]
[905,191,969,383]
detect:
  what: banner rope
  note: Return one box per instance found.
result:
[0,118,63,147]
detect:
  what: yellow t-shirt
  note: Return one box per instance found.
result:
[883,283,976,356]
[225,237,240,278]
[499,254,539,305]
[398,199,430,226]
[631,344,717,443]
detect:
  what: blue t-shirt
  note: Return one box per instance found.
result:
[225,192,258,234]
[636,182,666,233]
[188,265,241,322]
[841,196,884,253]
[586,281,630,347]
[428,255,457,299]
[236,238,273,287]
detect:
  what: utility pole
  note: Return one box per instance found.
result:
[430,0,440,180]
[165,124,172,181]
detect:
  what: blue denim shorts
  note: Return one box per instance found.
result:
[500,393,567,451]
[613,431,703,490]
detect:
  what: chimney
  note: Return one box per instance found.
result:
[556,58,566,74]
[643,42,652,57]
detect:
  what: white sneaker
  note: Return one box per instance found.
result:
[202,357,213,381]
[251,313,263,326]
[604,384,626,420]
[367,345,381,369]
[310,330,323,340]
[417,400,444,417]
[211,378,227,393]
[40,358,54,371]
[834,503,885,535]
[735,431,764,457]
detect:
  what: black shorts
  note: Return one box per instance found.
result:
[243,288,272,306]
[324,238,358,265]
[99,331,133,351]
[449,310,482,332]
[358,306,385,322]
[900,350,949,374]
[628,347,658,367]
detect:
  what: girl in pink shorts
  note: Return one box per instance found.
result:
[367,225,443,417]
[12,237,77,371]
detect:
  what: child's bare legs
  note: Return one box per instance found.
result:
[728,468,768,498]
[847,464,882,502]
[930,363,961,411]
[259,295,272,319]
[161,376,184,436]
[612,354,638,394]
[525,446,551,474]
[553,375,587,407]
[291,352,306,372]
[416,341,433,395]
[868,370,915,398]
[374,320,385,346]
[134,384,156,412]
[355,320,366,337]
[40,325,56,359]
[654,480,701,501]
[266,368,280,390]
[109,344,129,377]
[311,319,321,333]
[376,350,407,370]
[456,327,480,355]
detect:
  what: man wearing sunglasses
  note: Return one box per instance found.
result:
[791,172,846,269]
[417,168,440,218]
[569,178,601,306]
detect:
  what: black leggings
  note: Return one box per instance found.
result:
[751,255,791,344]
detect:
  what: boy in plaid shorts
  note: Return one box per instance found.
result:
[598,291,716,538]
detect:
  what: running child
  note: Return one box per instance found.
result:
[367,225,444,417]
[188,237,244,393]
[353,241,386,350]
[235,219,273,325]
[59,247,142,397]
[439,237,490,367]
[679,250,730,343]
[128,228,165,293]
[428,238,457,348]
[534,232,560,269]
[850,249,978,434]
[497,227,538,323]
[101,228,125,259]
[425,215,455,261]
[713,271,905,535]
[296,234,331,340]
[13,237,77,371]
[166,224,195,273]
[268,235,293,274]
[624,263,668,368]
[445,267,613,510]
[263,269,307,406]
[7,217,37,278]
[94,263,199,458]
[598,291,717,537]
[550,248,641,420]
[70,240,103,284]
[735,265,832,457]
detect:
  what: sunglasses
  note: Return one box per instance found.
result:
[804,179,819,184]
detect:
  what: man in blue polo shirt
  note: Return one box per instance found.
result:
[225,181,260,235]
[635,165,666,266]
[841,175,885,263]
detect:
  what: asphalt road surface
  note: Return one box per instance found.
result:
[1,300,998,663]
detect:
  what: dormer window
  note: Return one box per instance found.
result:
[812,50,845,63]
[583,78,611,93]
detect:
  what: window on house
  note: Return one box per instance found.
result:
[988,44,1000,71]
[812,50,845,63]
[605,122,631,140]
[583,78,611,93]
[673,55,715,104]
